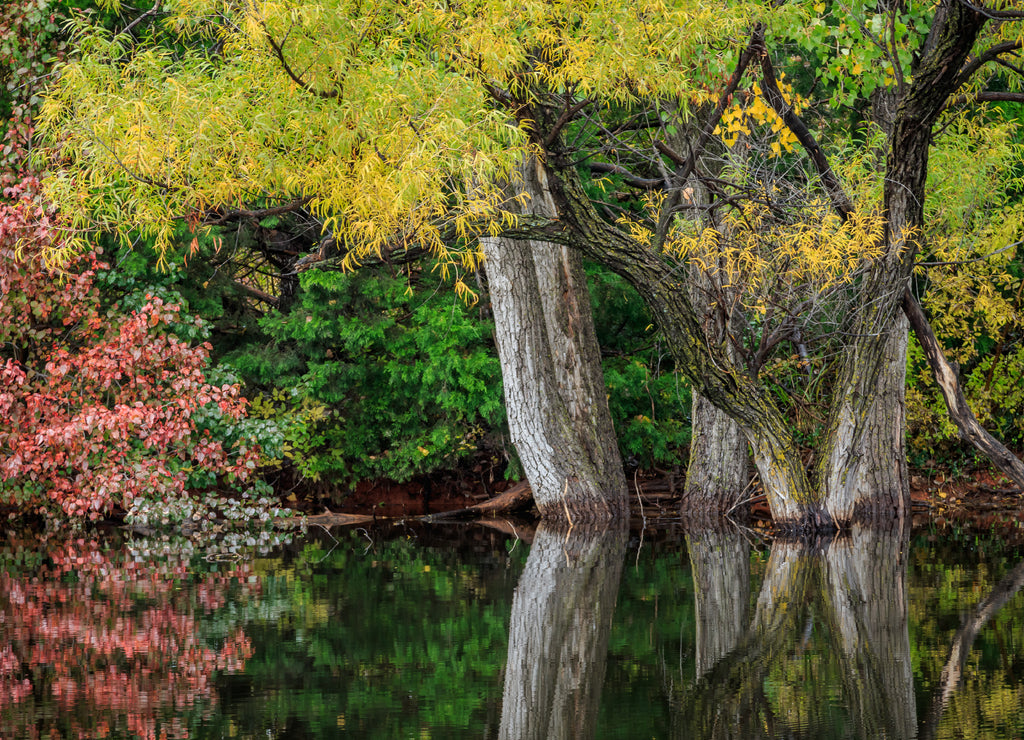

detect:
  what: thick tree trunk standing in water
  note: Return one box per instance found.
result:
[819,313,910,523]
[498,523,626,740]
[482,158,627,524]
[684,394,748,515]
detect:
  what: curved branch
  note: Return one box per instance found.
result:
[587,161,663,190]
[261,21,339,100]
[954,39,1024,89]
[957,0,1024,20]
[202,196,313,226]
[755,42,853,219]
[948,90,1024,107]
[902,289,1024,490]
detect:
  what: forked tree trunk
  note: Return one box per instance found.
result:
[482,158,627,525]
[819,313,911,524]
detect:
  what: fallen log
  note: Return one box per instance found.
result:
[420,481,535,520]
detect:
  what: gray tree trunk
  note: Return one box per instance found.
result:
[498,522,627,740]
[482,158,627,525]
[684,267,749,516]
[819,313,910,524]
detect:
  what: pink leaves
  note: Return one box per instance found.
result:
[1,181,261,519]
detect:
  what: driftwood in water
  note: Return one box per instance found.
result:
[422,481,535,520]
[295,481,535,528]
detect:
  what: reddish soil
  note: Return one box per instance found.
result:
[287,462,1024,541]
[289,472,517,519]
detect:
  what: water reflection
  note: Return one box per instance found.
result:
[675,526,916,739]
[499,522,627,740]
[0,531,278,739]
[1,522,1023,739]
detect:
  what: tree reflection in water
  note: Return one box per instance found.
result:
[0,532,272,740]
[499,521,627,740]
[675,525,917,739]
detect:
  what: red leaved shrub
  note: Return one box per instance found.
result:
[1,177,261,519]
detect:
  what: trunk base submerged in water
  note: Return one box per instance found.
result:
[483,158,628,526]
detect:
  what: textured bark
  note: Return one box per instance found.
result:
[814,1,986,525]
[822,525,916,739]
[687,527,750,676]
[483,159,627,525]
[498,522,626,740]
[819,313,911,523]
[683,195,750,515]
[684,394,749,517]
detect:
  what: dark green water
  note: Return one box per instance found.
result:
[2,521,1023,739]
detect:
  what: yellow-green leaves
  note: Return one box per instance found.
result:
[40,0,771,268]
[41,0,530,266]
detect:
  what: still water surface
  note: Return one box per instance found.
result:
[2,521,1023,739]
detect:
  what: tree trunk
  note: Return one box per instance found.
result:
[482,159,628,525]
[498,522,626,740]
[819,313,910,524]
[684,394,749,517]
[684,233,749,515]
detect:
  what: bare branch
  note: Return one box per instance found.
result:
[902,289,1024,490]
[543,95,595,149]
[202,197,313,226]
[755,38,854,219]
[587,161,663,190]
[957,0,1024,20]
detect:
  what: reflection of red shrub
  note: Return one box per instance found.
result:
[0,177,260,519]
[0,537,258,739]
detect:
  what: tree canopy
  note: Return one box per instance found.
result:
[35,0,1024,526]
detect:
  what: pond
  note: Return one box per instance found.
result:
[2,520,1023,739]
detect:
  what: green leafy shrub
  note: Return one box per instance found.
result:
[231,266,505,486]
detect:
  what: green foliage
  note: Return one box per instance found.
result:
[588,264,692,469]
[905,117,1024,461]
[231,266,505,486]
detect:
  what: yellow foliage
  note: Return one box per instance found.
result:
[713,77,807,156]
[664,189,886,316]
[39,0,766,268]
